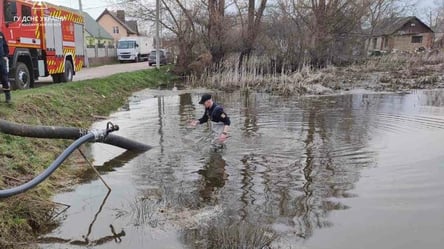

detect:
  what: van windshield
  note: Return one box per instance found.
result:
[118,41,136,49]
[150,50,164,56]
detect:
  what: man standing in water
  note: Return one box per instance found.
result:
[190,93,230,142]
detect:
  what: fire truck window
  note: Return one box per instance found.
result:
[21,5,32,24]
[4,0,17,22]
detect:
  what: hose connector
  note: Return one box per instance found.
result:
[106,121,119,135]
[91,122,119,142]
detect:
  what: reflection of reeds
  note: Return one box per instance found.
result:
[202,221,278,249]
[128,197,162,227]
[116,183,206,229]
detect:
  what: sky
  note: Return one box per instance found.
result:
[419,0,434,7]
[45,0,120,19]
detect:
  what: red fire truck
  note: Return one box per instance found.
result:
[1,0,84,89]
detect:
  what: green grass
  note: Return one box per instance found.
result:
[0,67,174,248]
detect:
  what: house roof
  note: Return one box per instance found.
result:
[96,9,138,35]
[372,16,433,36]
[125,20,139,34]
[83,12,113,39]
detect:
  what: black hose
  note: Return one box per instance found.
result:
[0,119,82,138]
[102,134,151,151]
[0,133,95,198]
[0,120,151,152]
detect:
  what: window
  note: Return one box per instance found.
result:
[118,40,136,49]
[372,38,377,49]
[21,5,32,24]
[4,0,17,22]
[113,26,119,34]
[411,36,423,43]
[382,37,388,48]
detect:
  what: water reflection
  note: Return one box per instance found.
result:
[40,90,444,249]
[96,151,141,173]
[39,190,126,247]
[241,92,259,137]
[178,92,195,122]
[197,151,228,202]
[39,224,125,246]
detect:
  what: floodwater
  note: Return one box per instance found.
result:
[39,89,444,249]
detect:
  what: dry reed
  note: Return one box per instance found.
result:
[187,51,444,95]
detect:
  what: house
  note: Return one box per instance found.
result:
[96,9,139,45]
[366,16,434,53]
[83,12,114,48]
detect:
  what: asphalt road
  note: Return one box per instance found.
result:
[35,61,151,87]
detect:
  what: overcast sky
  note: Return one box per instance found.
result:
[45,0,118,19]
[420,0,436,8]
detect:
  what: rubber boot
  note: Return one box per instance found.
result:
[5,91,11,103]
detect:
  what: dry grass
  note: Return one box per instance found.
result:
[200,221,278,249]
[189,54,339,95]
[188,51,444,95]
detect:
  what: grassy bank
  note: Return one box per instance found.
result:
[0,68,173,248]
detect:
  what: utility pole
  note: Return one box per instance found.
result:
[78,0,89,67]
[155,0,160,69]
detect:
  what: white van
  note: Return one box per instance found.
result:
[117,37,152,62]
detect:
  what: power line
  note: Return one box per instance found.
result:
[82,4,122,10]
[82,0,155,11]
[83,1,127,10]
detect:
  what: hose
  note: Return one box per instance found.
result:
[0,126,116,198]
[0,120,151,152]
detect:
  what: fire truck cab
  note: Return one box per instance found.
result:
[0,0,84,89]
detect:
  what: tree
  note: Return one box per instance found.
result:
[425,0,444,32]
[208,0,227,64]
[290,0,367,67]
[233,0,268,68]
[122,0,204,74]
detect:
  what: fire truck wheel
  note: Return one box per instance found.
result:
[61,61,74,82]
[13,62,31,89]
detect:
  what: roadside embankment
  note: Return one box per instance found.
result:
[0,68,173,248]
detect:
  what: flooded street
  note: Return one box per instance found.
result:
[39,89,444,249]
